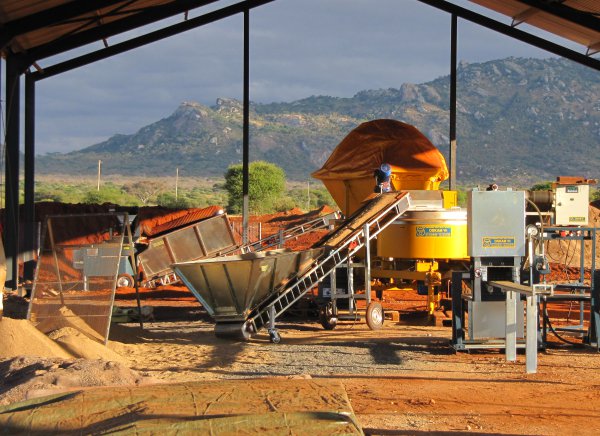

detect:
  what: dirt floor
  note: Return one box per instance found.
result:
[5,293,599,434]
[103,315,600,435]
[2,202,600,434]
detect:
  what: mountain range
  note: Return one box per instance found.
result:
[37,57,600,186]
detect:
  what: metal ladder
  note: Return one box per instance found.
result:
[246,193,411,338]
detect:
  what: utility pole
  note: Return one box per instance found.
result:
[307,180,310,211]
[175,167,179,200]
[97,160,102,191]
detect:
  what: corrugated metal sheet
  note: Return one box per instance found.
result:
[471,0,600,51]
[141,205,224,237]
[3,0,600,59]
[0,0,199,56]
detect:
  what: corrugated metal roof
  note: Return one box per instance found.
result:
[471,0,600,54]
[142,205,225,237]
[2,1,599,62]
[0,1,214,58]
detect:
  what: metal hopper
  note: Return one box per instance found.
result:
[173,248,323,337]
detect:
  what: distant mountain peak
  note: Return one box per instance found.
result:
[37,57,600,185]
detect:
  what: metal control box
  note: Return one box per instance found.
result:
[555,184,589,226]
[468,190,525,257]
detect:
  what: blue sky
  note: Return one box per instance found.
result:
[7,0,583,154]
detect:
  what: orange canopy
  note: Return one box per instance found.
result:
[312,119,448,181]
[312,120,449,215]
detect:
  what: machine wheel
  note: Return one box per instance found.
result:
[117,273,134,288]
[366,301,384,330]
[268,329,281,344]
[319,302,338,330]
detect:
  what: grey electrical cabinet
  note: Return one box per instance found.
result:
[468,189,526,257]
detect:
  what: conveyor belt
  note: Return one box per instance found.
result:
[245,192,411,335]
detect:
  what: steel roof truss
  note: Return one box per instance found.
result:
[0,0,125,49]
[513,0,600,33]
[23,0,221,63]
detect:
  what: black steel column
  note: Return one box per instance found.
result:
[24,73,36,282]
[449,13,457,191]
[4,55,21,290]
[242,7,250,245]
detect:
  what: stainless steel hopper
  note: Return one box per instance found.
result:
[173,248,322,338]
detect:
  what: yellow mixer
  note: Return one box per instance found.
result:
[313,119,468,315]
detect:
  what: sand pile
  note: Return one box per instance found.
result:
[0,356,152,405]
[0,318,73,359]
[34,305,105,343]
[48,327,127,363]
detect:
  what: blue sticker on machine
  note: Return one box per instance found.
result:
[482,237,516,248]
[416,226,452,237]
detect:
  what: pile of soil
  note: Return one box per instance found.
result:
[34,306,105,343]
[0,315,152,406]
[229,205,337,250]
[0,318,72,359]
[48,327,127,363]
[0,356,151,406]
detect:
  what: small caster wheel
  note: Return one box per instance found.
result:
[116,273,134,288]
[319,302,338,330]
[366,301,384,330]
[269,329,281,344]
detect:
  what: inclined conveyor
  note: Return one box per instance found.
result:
[173,192,411,342]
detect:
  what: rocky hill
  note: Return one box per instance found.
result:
[37,57,600,186]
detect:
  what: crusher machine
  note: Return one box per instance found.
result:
[311,119,468,326]
[173,192,411,342]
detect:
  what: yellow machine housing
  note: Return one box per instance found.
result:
[377,209,468,260]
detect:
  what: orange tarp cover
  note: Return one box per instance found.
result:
[312,119,448,181]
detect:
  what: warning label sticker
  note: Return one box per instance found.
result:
[416,226,452,237]
[482,237,516,248]
[569,216,586,223]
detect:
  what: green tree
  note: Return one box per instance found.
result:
[83,184,138,205]
[123,180,165,205]
[288,185,336,211]
[530,181,552,191]
[156,192,192,209]
[224,161,286,214]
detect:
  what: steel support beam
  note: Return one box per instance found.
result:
[514,0,600,34]
[0,0,126,50]
[24,73,36,283]
[4,56,21,290]
[242,7,250,245]
[449,13,457,191]
[24,0,222,63]
[32,0,275,81]
[416,0,600,71]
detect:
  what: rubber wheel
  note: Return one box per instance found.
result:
[269,330,281,344]
[117,273,134,288]
[319,303,338,330]
[366,301,384,330]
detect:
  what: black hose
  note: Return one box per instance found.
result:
[542,302,586,348]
